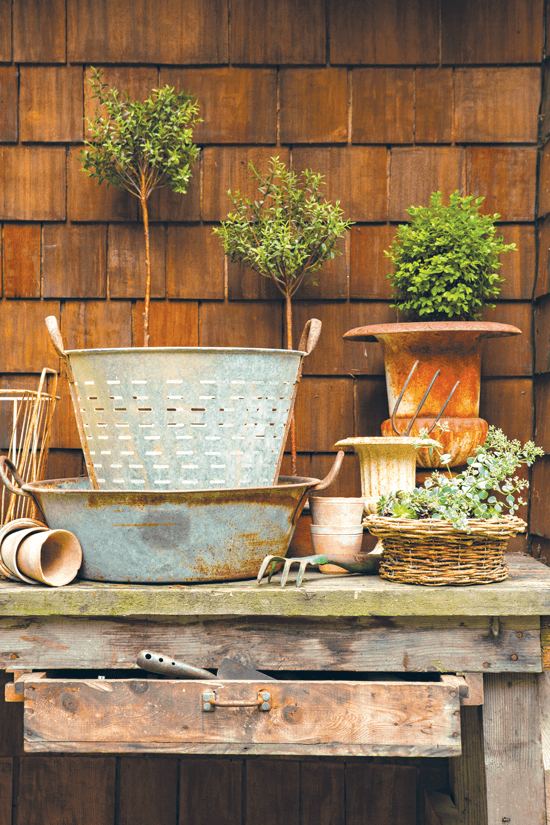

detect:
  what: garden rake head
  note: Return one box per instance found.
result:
[391,360,460,436]
[256,552,380,587]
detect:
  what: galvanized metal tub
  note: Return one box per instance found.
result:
[0,453,343,584]
[46,316,321,492]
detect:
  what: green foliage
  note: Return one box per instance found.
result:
[376,427,544,530]
[212,156,353,299]
[385,191,516,321]
[80,67,200,201]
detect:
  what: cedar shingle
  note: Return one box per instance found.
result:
[0,300,60,372]
[539,143,550,219]
[231,0,325,64]
[0,0,11,61]
[280,69,348,144]
[497,225,535,301]
[0,147,66,221]
[353,69,414,145]
[389,147,464,222]
[161,68,276,144]
[132,301,199,347]
[350,224,396,300]
[166,225,224,300]
[68,147,137,222]
[296,236,349,301]
[14,0,66,62]
[480,377,534,444]
[21,66,83,143]
[482,302,532,377]
[68,0,228,64]
[108,224,166,300]
[455,68,540,144]
[535,295,550,374]
[42,224,107,299]
[3,224,41,299]
[415,68,453,144]
[227,261,282,301]
[329,0,439,65]
[535,217,550,299]
[441,0,543,64]
[61,300,132,350]
[202,147,290,222]
[0,67,18,142]
[294,377,354,451]
[467,147,537,222]
[84,67,159,140]
[292,147,387,222]
[199,301,282,348]
[531,457,550,538]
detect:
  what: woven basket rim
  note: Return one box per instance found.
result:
[363,514,526,538]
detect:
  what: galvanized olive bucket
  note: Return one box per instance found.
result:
[46,317,321,492]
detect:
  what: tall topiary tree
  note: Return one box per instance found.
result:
[213,156,352,473]
[80,68,200,346]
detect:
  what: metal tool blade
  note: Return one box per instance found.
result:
[136,650,213,680]
[216,657,275,681]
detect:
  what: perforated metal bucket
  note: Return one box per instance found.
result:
[68,346,304,490]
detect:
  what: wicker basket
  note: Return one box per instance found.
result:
[363,515,526,586]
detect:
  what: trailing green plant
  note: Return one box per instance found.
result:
[213,156,352,474]
[385,190,516,322]
[80,68,200,346]
[376,427,543,530]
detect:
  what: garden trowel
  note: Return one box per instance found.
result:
[136,649,274,680]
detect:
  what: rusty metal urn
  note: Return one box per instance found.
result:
[343,322,522,467]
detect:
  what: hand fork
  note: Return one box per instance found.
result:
[256,552,381,588]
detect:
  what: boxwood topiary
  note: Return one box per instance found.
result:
[385,190,516,321]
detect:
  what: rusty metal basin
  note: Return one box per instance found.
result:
[3,454,343,583]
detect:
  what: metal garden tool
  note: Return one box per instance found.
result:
[257,551,381,588]
[136,650,274,681]
[390,360,460,437]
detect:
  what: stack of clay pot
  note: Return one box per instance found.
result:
[0,518,82,587]
[309,497,366,573]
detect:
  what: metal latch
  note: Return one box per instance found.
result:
[202,690,271,712]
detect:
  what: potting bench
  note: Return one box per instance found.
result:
[1,553,550,825]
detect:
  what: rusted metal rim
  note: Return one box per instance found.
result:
[343,321,522,343]
[65,346,309,356]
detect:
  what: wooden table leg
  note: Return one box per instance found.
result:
[450,705,488,825]
[482,673,545,825]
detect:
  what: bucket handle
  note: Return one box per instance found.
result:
[311,450,345,491]
[298,319,322,356]
[0,456,47,522]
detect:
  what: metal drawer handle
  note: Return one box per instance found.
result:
[202,690,271,712]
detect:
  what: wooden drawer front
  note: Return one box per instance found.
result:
[23,678,462,756]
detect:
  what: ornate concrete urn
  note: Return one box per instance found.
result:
[343,322,521,467]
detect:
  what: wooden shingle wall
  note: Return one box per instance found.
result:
[0,3,545,821]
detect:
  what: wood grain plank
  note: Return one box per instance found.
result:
[68,0,228,64]
[60,300,132,350]
[530,456,550,539]
[299,763,345,825]
[425,791,465,825]
[536,217,550,298]
[479,378,534,444]
[24,679,461,751]
[308,453,363,499]
[294,235,348,301]
[2,615,538,672]
[13,0,66,62]
[227,260,284,301]
[280,68,348,144]
[45,448,85,479]
[246,760,299,825]
[350,224,395,300]
[352,68,414,144]
[2,224,41,299]
[0,300,60,372]
[166,225,224,300]
[389,147,464,222]
[0,66,18,143]
[132,301,199,347]
[42,224,107,298]
[535,374,550,453]
[482,673,545,825]
[118,757,178,825]
[162,68,276,144]
[535,296,550,374]
[231,0,325,64]
[0,0,11,61]
[329,0,439,65]
[467,147,537,222]
[292,147,388,222]
[202,147,290,222]
[294,377,354,451]
[20,66,83,143]
[441,0,543,64]
[455,68,540,144]
[355,376,391,436]
[108,224,166,299]
[0,671,23,757]
[68,146,137,223]
[539,143,550,219]
[415,68,453,144]
[482,302,533,377]
[84,66,159,135]
[498,224,535,300]
[17,756,116,825]
[449,705,488,825]
[199,301,282,348]
[0,757,12,824]
[346,763,417,825]
[0,147,66,221]
[180,758,242,825]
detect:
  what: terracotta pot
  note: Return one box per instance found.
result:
[343,322,521,467]
[17,529,82,587]
[1,525,48,584]
[309,524,364,573]
[309,496,365,527]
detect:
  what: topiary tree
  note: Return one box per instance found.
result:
[213,155,352,473]
[80,68,201,346]
[385,190,516,322]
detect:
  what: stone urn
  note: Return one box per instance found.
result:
[343,322,521,467]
